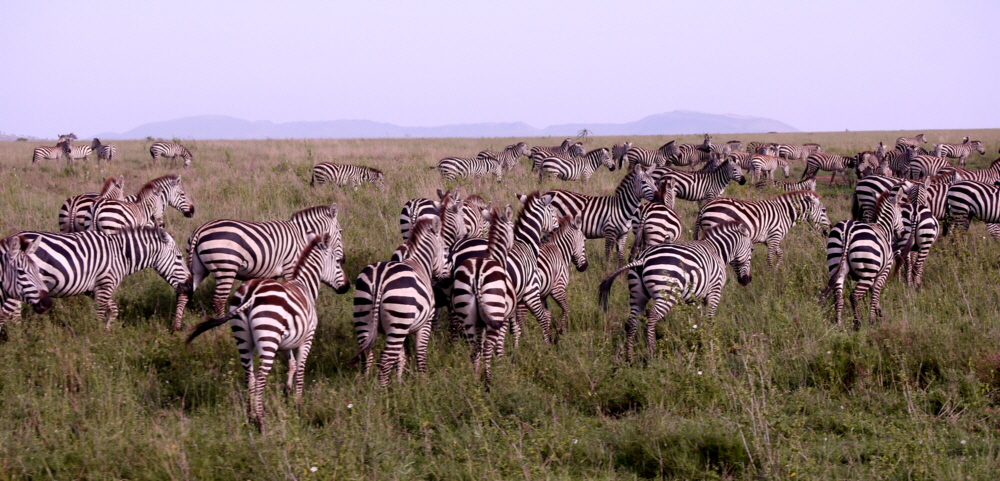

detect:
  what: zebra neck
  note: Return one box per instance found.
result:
[704,235,735,264]
[404,257,433,286]
[292,265,321,301]
[614,175,643,211]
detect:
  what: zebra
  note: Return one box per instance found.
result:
[612,142,633,170]
[756,175,818,193]
[895,134,928,151]
[853,151,882,179]
[91,138,116,163]
[58,175,126,233]
[907,154,952,180]
[777,144,822,161]
[502,192,559,344]
[851,175,914,222]
[802,153,858,185]
[945,180,1000,233]
[746,142,779,155]
[431,155,503,183]
[0,227,192,330]
[0,235,54,339]
[727,151,755,172]
[187,204,346,319]
[538,147,614,181]
[187,233,348,431]
[934,137,985,166]
[821,191,905,327]
[750,154,790,182]
[628,178,682,261]
[31,139,71,164]
[881,146,920,177]
[149,141,193,168]
[85,174,195,233]
[530,142,585,171]
[651,160,747,204]
[670,146,719,170]
[623,141,680,170]
[895,202,939,290]
[65,140,92,163]
[477,142,530,170]
[909,169,963,220]
[546,165,657,265]
[310,162,385,190]
[695,190,830,267]
[598,221,753,361]
[351,216,448,386]
[953,158,1000,184]
[514,215,588,338]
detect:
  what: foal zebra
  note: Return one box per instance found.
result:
[150,142,193,168]
[802,153,858,185]
[599,222,753,361]
[895,134,928,151]
[31,140,70,164]
[695,190,830,267]
[546,165,657,265]
[477,142,530,170]
[310,162,385,189]
[85,174,195,233]
[0,235,54,337]
[0,227,192,330]
[538,147,614,181]
[628,178,682,261]
[934,137,985,166]
[750,154,790,182]
[651,160,747,204]
[432,156,504,183]
[351,217,448,386]
[187,233,349,431]
[58,175,126,233]
[91,138,116,162]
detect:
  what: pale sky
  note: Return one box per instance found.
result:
[2,0,997,138]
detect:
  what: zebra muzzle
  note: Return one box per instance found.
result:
[184,207,195,218]
[32,292,54,314]
[738,274,752,286]
[576,261,588,272]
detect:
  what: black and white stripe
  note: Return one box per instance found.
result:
[934,137,985,166]
[530,141,585,171]
[954,158,1000,184]
[503,192,559,344]
[0,235,54,337]
[65,140,92,163]
[516,215,588,338]
[538,147,615,181]
[623,141,680,170]
[612,142,633,170]
[756,176,817,192]
[651,160,747,204]
[750,154,790,182]
[149,142,193,168]
[945,180,1000,233]
[31,140,70,164]
[432,155,504,183]
[86,174,195,233]
[310,162,385,189]
[628,178,682,261]
[746,142,779,155]
[907,154,954,180]
[777,143,822,161]
[58,175,126,233]
[895,202,939,290]
[91,138,116,162]
[802,153,857,185]
[850,175,914,222]
[477,142,530,170]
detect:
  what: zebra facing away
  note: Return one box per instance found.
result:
[310,162,385,190]
[628,178,681,261]
[538,147,614,181]
[351,217,448,386]
[91,138,116,162]
[802,153,858,185]
[895,202,939,290]
[149,142,193,168]
[0,227,192,330]
[31,139,71,164]
[85,174,195,233]
[695,190,830,267]
[186,204,346,321]
[750,154,790,182]
[477,142,530,171]
[934,137,985,166]
[599,221,753,362]
[907,154,954,180]
[58,175,126,233]
[651,160,747,204]
[0,235,54,338]
[186,233,348,431]
[851,175,914,222]
[432,155,504,184]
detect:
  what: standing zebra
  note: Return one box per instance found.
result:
[85,174,195,233]
[599,222,753,361]
[351,217,448,386]
[612,142,633,170]
[777,143,822,161]
[538,147,614,181]
[895,202,939,290]
[822,191,905,327]
[756,175,818,193]
[669,146,719,170]
[31,139,71,164]
[727,151,755,172]
[0,227,192,330]
[65,140,93,163]
[628,178,682,261]
[746,142,779,155]
[546,165,657,265]
[58,175,126,233]
[149,141,193,168]
[503,192,559,344]
[651,160,747,204]
[623,141,680,170]
[895,134,928,151]
[907,154,952,180]
[750,154,790,182]
[802,153,858,185]
[908,169,962,220]
[695,190,830,267]
[954,158,1000,184]
[851,175,914,222]
[945,180,1000,233]
[91,138,116,163]
[0,235,54,338]
[530,142,585,171]
[187,204,346,319]
[515,215,588,337]
[934,137,985,166]
[187,233,349,431]
[432,155,504,183]
[477,142,530,171]
[310,162,385,190]
[881,146,919,177]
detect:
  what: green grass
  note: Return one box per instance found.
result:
[0,130,999,479]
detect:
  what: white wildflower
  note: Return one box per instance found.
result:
[347,403,353,409]
[310,466,318,472]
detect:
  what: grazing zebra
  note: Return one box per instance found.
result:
[954,158,1000,184]
[756,175,818,193]
[432,155,504,183]
[546,165,657,265]
[651,160,747,204]
[0,235,54,337]
[91,138,116,163]
[351,217,448,386]
[777,143,822,161]
[822,191,905,327]
[945,180,1000,233]
[477,142,530,170]
[628,178,682,261]
[802,153,858,185]
[85,174,195,233]
[599,221,753,361]
[514,215,588,338]
[746,142,779,155]
[0,227,192,330]
[934,137,985,166]
[66,141,92,163]
[538,147,614,181]
[187,204,346,319]
[695,190,830,267]
[187,233,348,431]
[310,162,385,189]
[449,205,516,387]
[750,154,790,182]
[31,139,71,164]
[58,175,126,233]
[623,141,680,170]
[851,175,914,222]
[907,154,952,180]
[895,134,928,151]
[530,142,585,171]
[895,202,939,290]
[612,142,632,170]
[149,141,193,168]
[503,192,558,344]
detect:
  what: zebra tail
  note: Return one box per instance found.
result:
[598,259,645,310]
[348,288,384,366]
[822,230,853,299]
[850,193,861,221]
[186,299,253,344]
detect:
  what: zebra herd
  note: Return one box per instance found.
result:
[2,132,995,432]
[29,135,192,167]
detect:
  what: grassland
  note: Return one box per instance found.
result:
[0,129,998,480]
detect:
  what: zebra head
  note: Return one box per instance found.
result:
[568,142,586,158]
[1,235,53,314]
[180,146,193,168]
[562,216,588,272]
[162,175,195,217]
[299,232,351,294]
[705,221,753,286]
[655,177,676,209]
[593,148,615,172]
[485,205,516,261]
[414,216,449,282]
[439,193,468,250]
[515,192,559,243]
[876,142,886,158]
[971,140,985,155]
[146,228,193,296]
[631,165,657,202]
[722,161,746,185]
[802,194,831,236]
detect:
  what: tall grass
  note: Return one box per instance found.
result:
[0,130,998,479]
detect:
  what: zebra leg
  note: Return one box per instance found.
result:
[829,170,837,186]
[766,238,780,267]
[494,316,510,360]
[284,350,297,397]
[913,251,929,290]
[623,314,639,363]
[522,285,554,344]
[850,276,875,328]
[414,320,434,374]
[94,283,119,330]
[376,331,405,386]
[172,292,189,332]
[294,338,313,400]
[868,264,893,324]
[551,288,571,333]
[512,304,527,348]
[212,275,237,318]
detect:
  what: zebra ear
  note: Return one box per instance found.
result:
[305,232,318,244]
[23,236,43,256]
[504,204,514,220]
[480,209,491,222]
[329,203,339,218]
[156,228,172,244]
[117,175,125,186]
[540,194,554,207]
[5,235,22,253]
[174,175,182,184]
[437,189,446,200]
[515,193,528,205]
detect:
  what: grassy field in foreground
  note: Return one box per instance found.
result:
[0,130,999,479]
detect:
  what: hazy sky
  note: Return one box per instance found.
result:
[2,1,998,138]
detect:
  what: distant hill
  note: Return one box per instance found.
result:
[91,111,798,140]
[0,131,40,141]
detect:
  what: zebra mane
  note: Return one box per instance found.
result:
[289,233,328,281]
[546,215,576,242]
[292,204,337,221]
[486,206,509,254]
[873,190,897,217]
[464,194,489,211]
[137,174,180,198]
[775,190,818,201]
[406,217,439,249]
[366,166,383,175]
[100,176,121,195]
[513,191,543,234]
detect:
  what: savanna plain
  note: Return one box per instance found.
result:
[0,130,999,480]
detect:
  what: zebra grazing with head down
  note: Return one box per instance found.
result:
[851,175,914,222]
[945,180,1000,234]
[802,153,858,185]
[756,175,817,193]
[187,204,346,321]
[351,217,448,386]
[895,134,928,151]
[58,175,126,233]
[777,144,822,161]
[669,146,719,170]
[0,227,192,330]
[477,142,530,171]
[0,235,54,338]
[86,174,195,233]
[612,142,633,170]
[750,154,790,182]
[652,159,747,204]
[31,139,71,164]
[895,201,939,290]
[310,162,385,189]
[822,191,905,327]
[547,165,657,265]
[514,215,588,338]
[187,233,349,431]
[695,190,830,267]
[150,142,193,168]
[629,177,681,261]
[91,138,116,163]
[623,141,680,170]
[599,221,753,361]
[934,137,985,166]
[432,155,504,183]
[538,147,615,181]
